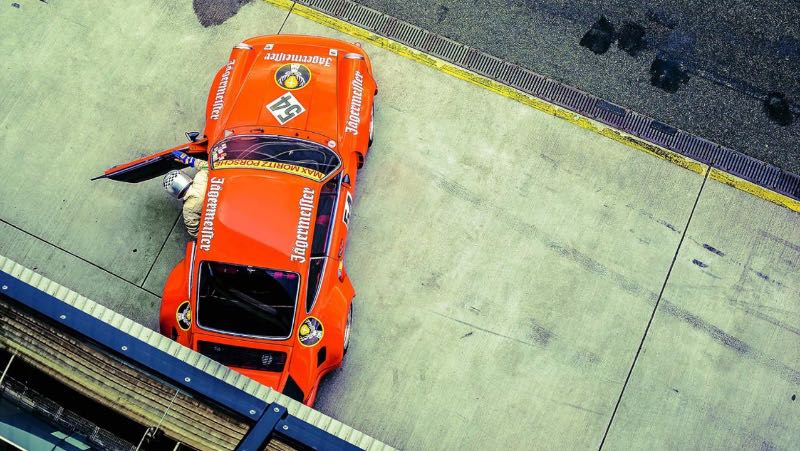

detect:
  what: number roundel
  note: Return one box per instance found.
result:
[267,93,306,125]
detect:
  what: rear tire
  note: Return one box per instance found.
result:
[343,301,352,354]
[368,104,374,148]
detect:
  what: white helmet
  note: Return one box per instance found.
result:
[163,170,193,199]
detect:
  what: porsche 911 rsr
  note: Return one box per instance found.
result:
[96,35,377,406]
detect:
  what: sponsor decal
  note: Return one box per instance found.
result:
[267,92,306,125]
[298,316,324,347]
[176,301,192,331]
[212,142,227,163]
[264,52,332,67]
[342,191,352,227]
[215,159,325,181]
[275,63,311,90]
[199,177,224,251]
[291,187,315,264]
[345,71,364,135]
[210,60,235,120]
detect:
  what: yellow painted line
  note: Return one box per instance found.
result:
[709,168,800,212]
[266,0,800,213]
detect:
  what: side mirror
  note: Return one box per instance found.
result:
[342,173,351,188]
[185,131,201,142]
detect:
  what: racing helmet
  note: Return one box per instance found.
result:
[163,170,193,199]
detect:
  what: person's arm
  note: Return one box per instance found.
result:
[172,150,208,169]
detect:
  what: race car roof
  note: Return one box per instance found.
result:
[195,168,320,274]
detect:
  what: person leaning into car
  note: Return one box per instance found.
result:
[163,151,208,237]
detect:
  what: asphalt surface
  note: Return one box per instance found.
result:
[352,0,800,174]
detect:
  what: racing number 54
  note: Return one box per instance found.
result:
[267,93,306,125]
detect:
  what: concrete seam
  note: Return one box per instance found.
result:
[265,0,800,213]
[597,166,711,449]
[277,1,296,34]
[0,218,160,299]
[140,212,182,291]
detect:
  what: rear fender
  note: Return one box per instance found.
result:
[159,242,195,346]
[338,54,377,157]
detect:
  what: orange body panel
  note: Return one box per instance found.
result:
[117,35,377,406]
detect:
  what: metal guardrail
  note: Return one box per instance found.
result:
[295,0,800,202]
[0,255,392,451]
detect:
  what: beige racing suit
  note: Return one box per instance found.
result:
[181,165,208,238]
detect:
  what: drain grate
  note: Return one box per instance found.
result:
[296,0,800,202]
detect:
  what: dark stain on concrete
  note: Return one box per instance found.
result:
[193,0,251,27]
[570,350,601,367]
[11,2,20,8]
[460,331,473,339]
[671,387,679,393]
[792,394,796,401]
[528,319,554,346]
[692,259,708,268]
[650,57,690,92]
[617,21,646,56]
[755,271,771,282]
[660,221,679,233]
[776,36,800,61]
[702,244,725,257]
[580,16,616,55]
[435,4,449,23]
[645,8,677,29]
[764,92,793,126]
[420,271,442,289]
[666,30,696,56]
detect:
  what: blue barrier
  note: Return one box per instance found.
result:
[0,270,361,450]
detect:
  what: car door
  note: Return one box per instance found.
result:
[93,140,207,183]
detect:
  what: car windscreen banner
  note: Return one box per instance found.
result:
[214,159,325,181]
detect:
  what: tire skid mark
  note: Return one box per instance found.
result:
[687,237,788,288]
[624,203,681,234]
[425,165,800,384]
[759,230,800,254]
[431,169,657,304]
[661,298,800,384]
[727,298,800,338]
[702,243,725,256]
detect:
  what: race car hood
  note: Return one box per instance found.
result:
[196,168,320,273]
[220,43,339,138]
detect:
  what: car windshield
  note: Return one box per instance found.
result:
[196,261,299,338]
[211,135,340,180]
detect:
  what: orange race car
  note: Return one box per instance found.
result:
[95,35,377,405]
